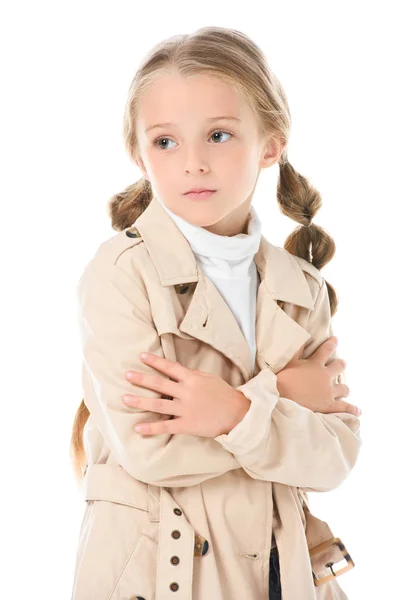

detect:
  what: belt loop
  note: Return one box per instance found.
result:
[147,484,161,522]
[156,487,194,599]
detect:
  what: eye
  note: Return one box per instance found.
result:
[152,130,233,151]
[209,130,232,144]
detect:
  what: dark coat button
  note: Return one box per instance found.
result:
[170,555,180,565]
[174,283,189,294]
[194,534,209,556]
[173,508,182,516]
[171,530,181,539]
[125,227,141,238]
[170,582,179,592]
[202,540,209,555]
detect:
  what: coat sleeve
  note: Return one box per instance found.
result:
[77,259,241,488]
[214,277,362,492]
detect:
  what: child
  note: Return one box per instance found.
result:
[70,26,362,600]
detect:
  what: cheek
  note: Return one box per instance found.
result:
[213,147,239,173]
[149,167,181,204]
[144,156,172,187]
[223,148,256,182]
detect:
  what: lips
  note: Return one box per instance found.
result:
[184,190,216,200]
[184,188,215,194]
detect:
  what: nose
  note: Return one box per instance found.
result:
[186,167,205,173]
[184,144,210,174]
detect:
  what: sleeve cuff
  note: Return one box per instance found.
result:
[214,368,279,454]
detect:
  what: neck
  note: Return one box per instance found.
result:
[201,196,253,236]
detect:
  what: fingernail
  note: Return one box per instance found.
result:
[357,407,362,416]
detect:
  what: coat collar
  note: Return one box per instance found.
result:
[134,197,314,381]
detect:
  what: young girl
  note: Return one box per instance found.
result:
[70,26,362,600]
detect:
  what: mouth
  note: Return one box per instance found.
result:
[184,190,217,200]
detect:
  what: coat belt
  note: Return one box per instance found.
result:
[83,463,208,599]
[83,465,353,595]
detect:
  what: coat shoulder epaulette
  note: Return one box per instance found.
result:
[90,226,143,268]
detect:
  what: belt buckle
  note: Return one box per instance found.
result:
[310,537,355,586]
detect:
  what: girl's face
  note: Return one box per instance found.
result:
[135,73,281,235]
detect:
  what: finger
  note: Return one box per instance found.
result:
[122,394,181,416]
[140,352,189,381]
[333,383,350,399]
[135,416,182,436]
[126,370,180,397]
[326,399,361,416]
[310,336,338,365]
[326,358,347,379]
[336,373,346,385]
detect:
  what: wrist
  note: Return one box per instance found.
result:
[223,391,251,435]
[275,369,286,397]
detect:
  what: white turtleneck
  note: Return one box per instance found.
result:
[155,196,263,373]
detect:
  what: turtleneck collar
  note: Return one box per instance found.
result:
[154,195,263,263]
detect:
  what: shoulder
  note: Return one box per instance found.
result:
[77,226,148,290]
[290,253,323,286]
[76,227,154,320]
[263,236,325,309]
[286,251,325,307]
[87,226,144,269]
[265,236,323,290]
[290,253,324,304]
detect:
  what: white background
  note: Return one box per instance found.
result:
[1,1,398,598]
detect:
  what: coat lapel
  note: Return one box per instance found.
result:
[253,237,314,375]
[178,267,254,379]
[134,197,315,382]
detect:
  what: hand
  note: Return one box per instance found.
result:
[122,352,251,437]
[276,337,362,416]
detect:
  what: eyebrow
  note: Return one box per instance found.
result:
[145,116,242,134]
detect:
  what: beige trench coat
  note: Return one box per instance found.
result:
[71,197,361,600]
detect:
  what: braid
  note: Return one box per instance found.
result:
[277,160,338,316]
[107,177,153,231]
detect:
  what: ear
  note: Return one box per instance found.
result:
[259,134,285,169]
[134,156,149,180]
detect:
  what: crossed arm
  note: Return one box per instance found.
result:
[77,260,361,490]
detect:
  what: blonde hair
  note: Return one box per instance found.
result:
[70,26,338,485]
